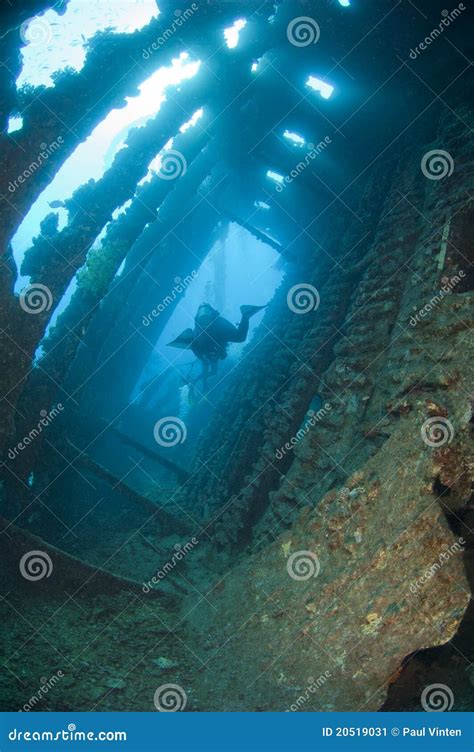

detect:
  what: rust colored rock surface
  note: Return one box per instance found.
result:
[187,412,470,711]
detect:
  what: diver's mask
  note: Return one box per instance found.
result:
[195,303,216,327]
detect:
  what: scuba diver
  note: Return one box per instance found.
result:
[167,303,267,390]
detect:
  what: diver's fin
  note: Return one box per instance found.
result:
[240,304,268,318]
[166,328,195,349]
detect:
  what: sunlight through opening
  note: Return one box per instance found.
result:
[7,116,23,133]
[12,54,200,288]
[224,19,247,49]
[306,76,334,99]
[17,0,159,89]
[266,170,284,184]
[283,130,305,147]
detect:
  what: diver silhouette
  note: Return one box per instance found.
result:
[168,303,267,390]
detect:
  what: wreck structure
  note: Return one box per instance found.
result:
[0,0,473,712]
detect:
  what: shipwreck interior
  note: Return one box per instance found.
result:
[0,0,473,712]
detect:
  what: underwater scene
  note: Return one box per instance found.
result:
[0,0,473,717]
